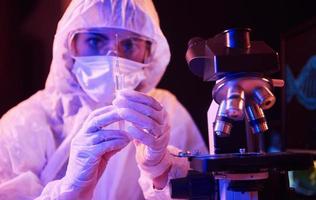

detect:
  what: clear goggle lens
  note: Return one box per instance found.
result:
[69,28,152,63]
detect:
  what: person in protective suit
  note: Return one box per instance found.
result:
[0,0,207,199]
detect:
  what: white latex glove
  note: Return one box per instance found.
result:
[113,89,171,186]
[62,105,130,198]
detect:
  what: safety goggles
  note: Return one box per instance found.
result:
[69,27,153,63]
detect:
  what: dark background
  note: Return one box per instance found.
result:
[1,0,316,149]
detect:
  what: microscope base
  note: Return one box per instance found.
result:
[170,152,313,200]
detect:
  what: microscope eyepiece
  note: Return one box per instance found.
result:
[223,28,252,49]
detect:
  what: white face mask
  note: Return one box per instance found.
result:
[71,56,148,104]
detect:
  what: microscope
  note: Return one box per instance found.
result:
[170,28,314,200]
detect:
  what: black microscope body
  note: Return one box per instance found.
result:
[170,28,313,200]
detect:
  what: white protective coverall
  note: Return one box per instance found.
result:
[0,0,207,199]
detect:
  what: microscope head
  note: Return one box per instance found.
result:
[186,28,279,81]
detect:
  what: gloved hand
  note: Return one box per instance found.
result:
[62,105,130,198]
[113,89,172,188]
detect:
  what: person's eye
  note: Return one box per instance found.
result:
[85,34,107,50]
[120,39,136,53]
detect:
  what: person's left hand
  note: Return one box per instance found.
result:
[113,89,171,188]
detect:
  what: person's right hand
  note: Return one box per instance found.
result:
[62,105,130,198]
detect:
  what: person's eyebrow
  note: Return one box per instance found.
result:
[85,32,109,40]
